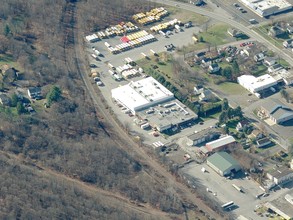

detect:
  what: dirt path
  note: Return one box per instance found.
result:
[0,150,172,219]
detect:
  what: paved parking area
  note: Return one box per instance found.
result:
[181,162,269,219]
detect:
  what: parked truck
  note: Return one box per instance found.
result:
[232,184,244,193]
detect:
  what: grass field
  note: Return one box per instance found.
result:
[198,23,230,46]
[217,82,247,95]
[166,6,209,25]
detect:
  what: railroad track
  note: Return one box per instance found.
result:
[60,1,225,219]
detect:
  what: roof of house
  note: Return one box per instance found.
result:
[264,56,276,63]
[238,120,250,127]
[28,87,41,94]
[207,152,240,172]
[251,129,263,137]
[256,137,271,145]
[206,135,236,149]
[268,166,293,179]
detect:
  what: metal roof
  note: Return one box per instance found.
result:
[207,152,240,172]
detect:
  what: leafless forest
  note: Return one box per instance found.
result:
[0,0,229,219]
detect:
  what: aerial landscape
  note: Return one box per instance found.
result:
[1,0,293,219]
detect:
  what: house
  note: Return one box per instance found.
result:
[206,152,241,176]
[195,51,206,59]
[236,120,250,131]
[0,94,10,106]
[283,39,293,48]
[256,137,271,148]
[27,87,42,99]
[268,26,285,37]
[268,64,283,73]
[254,52,265,62]
[260,99,293,124]
[208,63,221,73]
[194,85,204,95]
[267,166,293,186]
[264,57,277,66]
[199,89,213,101]
[201,57,211,67]
[185,128,221,146]
[194,0,204,6]
[250,129,264,140]
[227,28,243,38]
[287,26,293,34]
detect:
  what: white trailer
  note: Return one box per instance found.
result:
[104,42,111,48]
[141,123,150,129]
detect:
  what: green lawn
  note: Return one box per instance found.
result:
[251,64,267,77]
[217,82,247,95]
[198,23,230,46]
[279,59,290,68]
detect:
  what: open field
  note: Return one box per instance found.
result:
[217,82,247,95]
[198,23,231,46]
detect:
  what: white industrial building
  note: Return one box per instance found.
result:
[239,0,292,17]
[111,77,174,114]
[237,74,277,95]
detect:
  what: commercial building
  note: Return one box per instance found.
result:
[239,0,292,17]
[237,74,277,95]
[260,99,293,124]
[185,128,221,146]
[270,69,293,86]
[203,135,236,153]
[265,191,293,220]
[137,99,198,132]
[111,77,174,114]
[267,166,293,186]
[207,152,241,176]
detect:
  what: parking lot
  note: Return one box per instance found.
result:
[181,162,271,219]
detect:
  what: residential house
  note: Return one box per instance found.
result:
[256,137,271,148]
[250,129,264,140]
[254,52,265,62]
[194,85,204,95]
[260,99,293,124]
[195,51,206,59]
[201,57,211,67]
[268,26,285,37]
[199,89,213,101]
[267,166,293,186]
[264,57,277,66]
[283,39,293,48]
[27,87,42,99]
[0,94,10,106]
[236,120,250,131]
[287,26,293,34]
[227,28,243,38]
[208,63,221,73]
[268,64,283,73]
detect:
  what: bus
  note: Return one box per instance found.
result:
[221,201,234,209]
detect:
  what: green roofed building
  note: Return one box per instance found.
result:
[207,152,241,176]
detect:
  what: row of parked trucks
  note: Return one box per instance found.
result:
[133,7,169,26]
[104,34,156,54]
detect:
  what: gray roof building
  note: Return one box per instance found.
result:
[206,152,241,176]
[186,128,221,146]
[267,166,293,185]
[261,100,293,124]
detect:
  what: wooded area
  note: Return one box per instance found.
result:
[0,0,191,219]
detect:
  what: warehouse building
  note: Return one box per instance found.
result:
[237,74,277,95]
[203,135,236,153]
[138,100,198,132]
[207,152,241,176]
[111,77,174,114]
[239,0,292,17]
[260,99,293,124]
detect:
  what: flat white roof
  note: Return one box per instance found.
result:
[238,74,277,93]
[206,135,236,150]
[111,77,174,113]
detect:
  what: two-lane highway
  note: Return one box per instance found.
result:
[149,0,293,64]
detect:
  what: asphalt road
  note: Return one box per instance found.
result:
[148,0,293,65]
